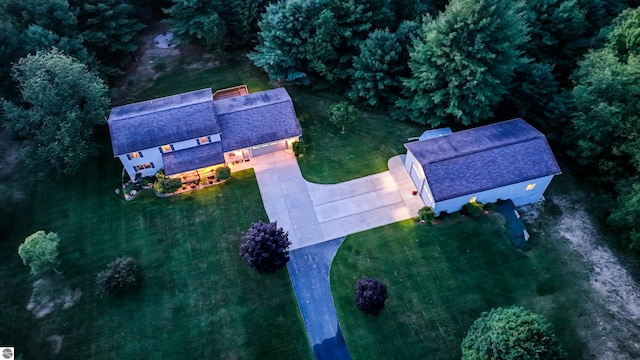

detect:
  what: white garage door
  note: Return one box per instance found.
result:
[251,140,288,157]
[410,163,423,189]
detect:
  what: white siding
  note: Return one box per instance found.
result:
[119,147,164,179]
[433,175,556,215]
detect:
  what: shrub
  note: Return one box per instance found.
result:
[215,166,231,181]
[292,140,306,156]
[417,206,435,223]
[484,202,496,211]
[450,212,462,221]
[96,256,138,297]
[155,169,165,181]
[354,277,388,316]
[239,221,291,274]
[461,306,566,359]
[155,177,182,193]
[438,210,449,219]
[140,176,155,187]
[465,201,485,218]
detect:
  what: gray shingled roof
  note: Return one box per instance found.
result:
[163,142,225,175]
[216,87,302,152]
[404,118,561,201]
[108,89,220,155]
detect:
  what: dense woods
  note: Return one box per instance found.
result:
[1,0,640,251]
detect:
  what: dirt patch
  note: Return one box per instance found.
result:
[26,278,82,318]
[111,22,222,106]
[521,193,640,359]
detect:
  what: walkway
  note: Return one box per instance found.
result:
[252,151,424,250]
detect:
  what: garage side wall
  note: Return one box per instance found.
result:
[433,175,556,215]
[404,150,435,208]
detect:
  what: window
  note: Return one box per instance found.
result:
[197,136,210,145]
[469,196,477,203]
[160,144,174,153]
[134,162,154,171]
[127,151,142,160]
[525,183,536,191]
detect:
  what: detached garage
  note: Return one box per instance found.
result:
[404,118,561,215]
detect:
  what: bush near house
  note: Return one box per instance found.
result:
[465,201,485,218]
[215,166,231,181]
[292,140,306,156]
[417,206,435,223]
[154,178,182,193]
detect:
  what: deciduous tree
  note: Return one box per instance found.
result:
[2,48,109,177]
[164,0,228,52]
[395,0,529,126]
[239,221,291,274]
[18,231,61,276]
[329,102,359,134]
[461,306,566,359]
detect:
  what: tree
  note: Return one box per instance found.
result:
[394,0,529,126]
[223,0,271,44]
[249,0,340,84]
[96,256,138,296]
[461,306,566,359]
[163,0,228,52]
[329,102,359,134]
[18,231,61,275]
[71,0,146,67]
[1,48,110,177]
[239,221,291,274]
[348,29,404,110]
[354,277,388,316]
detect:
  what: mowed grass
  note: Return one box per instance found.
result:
[131,55,425,184]
[330,214,590,359]
[0,141,312,359]
[289,88,424,183]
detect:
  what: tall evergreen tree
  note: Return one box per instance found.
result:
[71,0,146,67]
[348,29,404,110]
[164,0,228,51]
[395,0,529,126]
[224,0,271,44]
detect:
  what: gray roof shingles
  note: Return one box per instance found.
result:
[216,88,302,152]
[108,89,220,155]
[405,118,561,201]
[163,142,225,175]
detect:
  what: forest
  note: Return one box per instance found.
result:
[1,0,640,253]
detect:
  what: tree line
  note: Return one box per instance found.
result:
[1,0,640,251]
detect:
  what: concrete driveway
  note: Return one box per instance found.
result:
[253,151,424,250]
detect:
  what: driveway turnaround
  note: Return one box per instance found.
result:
[288,238,351,360]
[253,151,424,250]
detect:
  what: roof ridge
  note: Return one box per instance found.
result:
[426,133,544,165]
[214,98,289,115]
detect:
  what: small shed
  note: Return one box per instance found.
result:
[404,119,561,215]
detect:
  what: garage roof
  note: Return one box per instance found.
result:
[404,119,561,201]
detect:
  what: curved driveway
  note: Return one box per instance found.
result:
[249,151,424,359]
[252,151,424,250]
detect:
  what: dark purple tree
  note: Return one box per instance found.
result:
[354,277,388,316]
[239,221,291,274]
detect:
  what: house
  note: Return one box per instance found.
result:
[404,118,561,215]
[108,87,302,181]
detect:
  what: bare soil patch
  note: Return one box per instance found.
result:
[522,189,640,359]
[111,22,222,106]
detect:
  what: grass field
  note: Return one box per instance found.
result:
[330,208,591,359]
[0,140,312,359]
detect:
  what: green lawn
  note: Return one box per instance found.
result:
[0,141,312,359]
[330,211,590,359]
